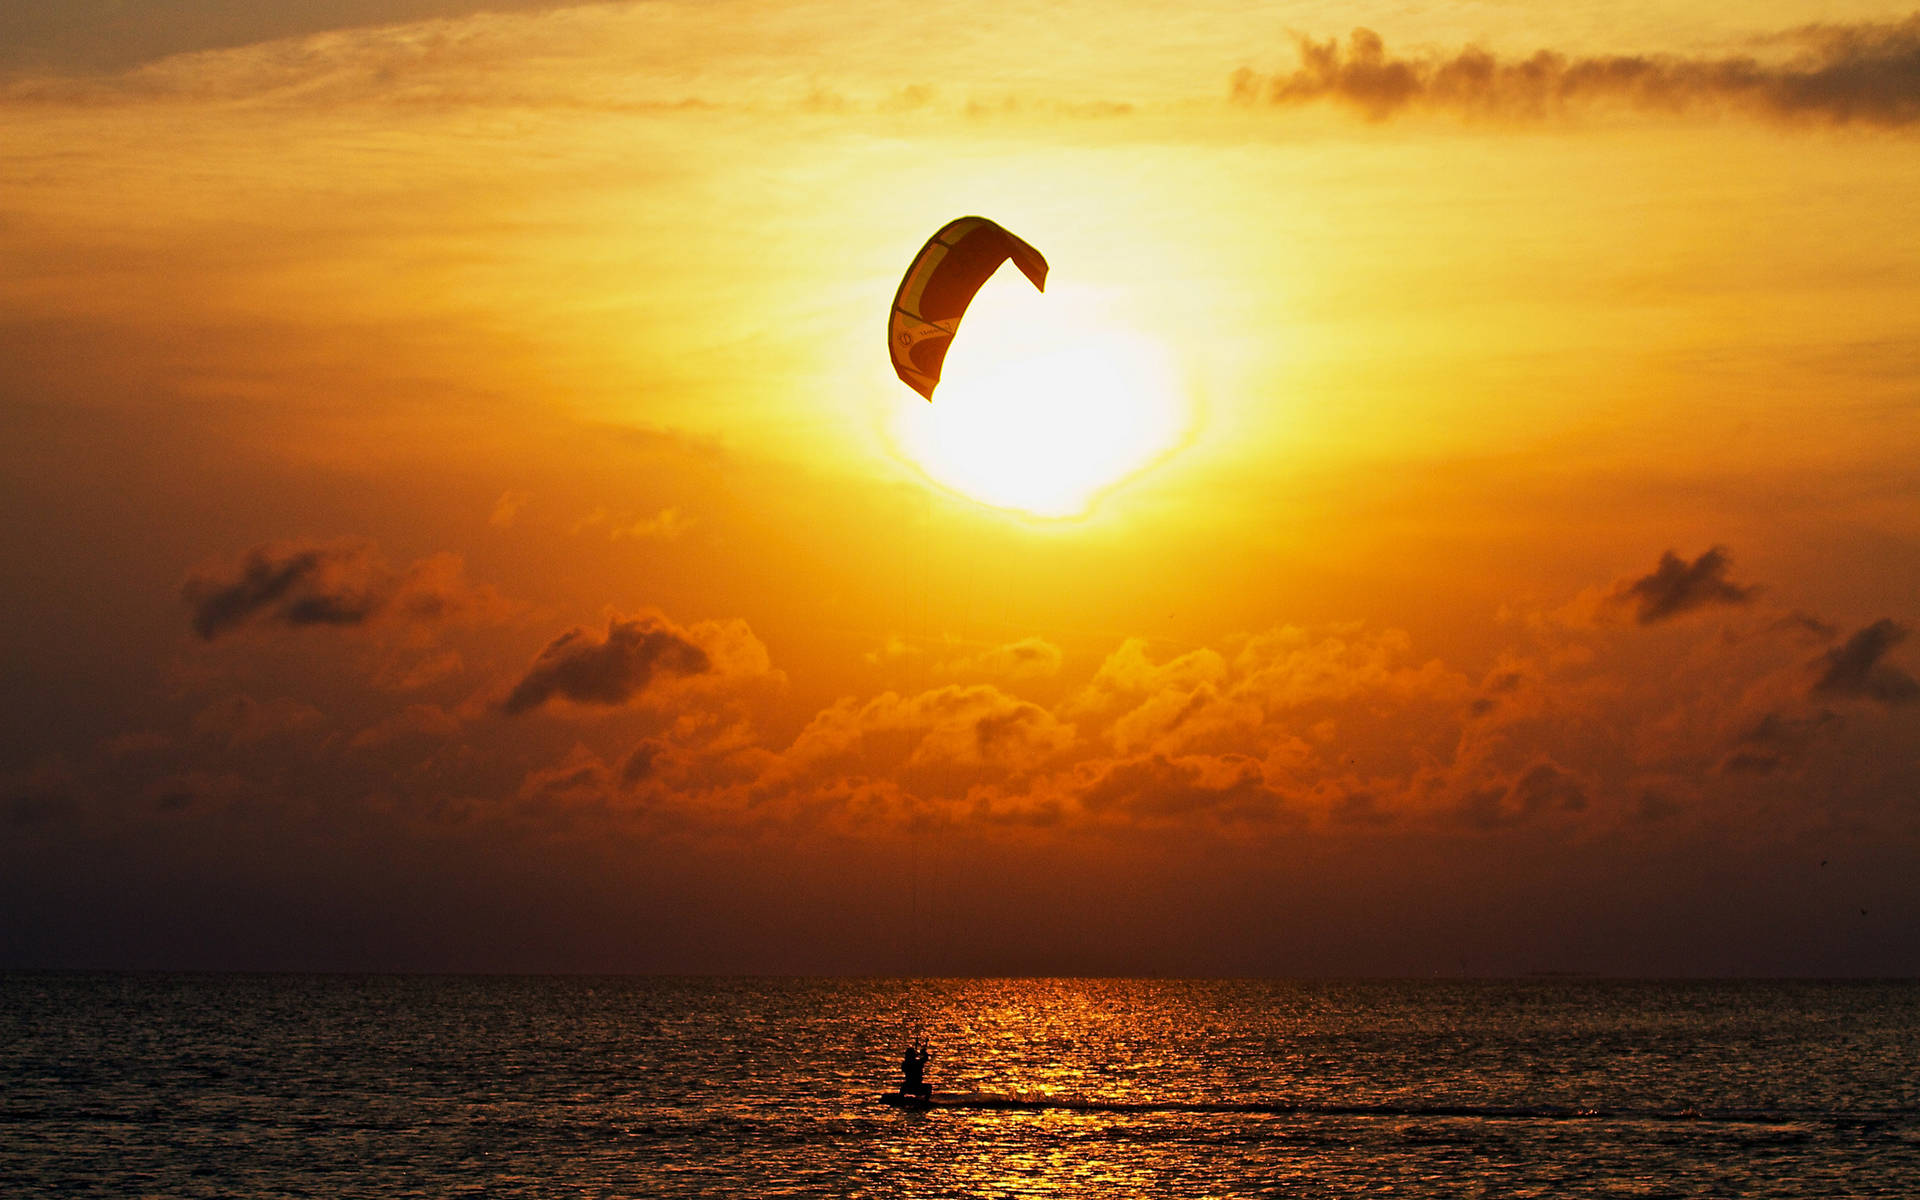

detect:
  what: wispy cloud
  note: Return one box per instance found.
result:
[1235,18,1920,127]
[489,489,531,528]
[0,0,583,76]
[571,506,691,541]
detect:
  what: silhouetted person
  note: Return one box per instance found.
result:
[900,1037,931,1100]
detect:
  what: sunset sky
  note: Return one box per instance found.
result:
[3,0,1917,975]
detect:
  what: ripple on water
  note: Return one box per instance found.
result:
[2,975,1917,1197]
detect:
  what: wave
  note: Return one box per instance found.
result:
[881,1091,1905,1127]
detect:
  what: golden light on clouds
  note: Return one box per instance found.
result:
[888,278,1192,517]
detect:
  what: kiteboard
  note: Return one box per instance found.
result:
[879,1090,934,1112]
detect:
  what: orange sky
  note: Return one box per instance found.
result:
[2,0,1917,973]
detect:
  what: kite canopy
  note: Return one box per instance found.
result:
[889,216,1048,401]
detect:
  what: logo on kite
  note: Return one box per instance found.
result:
[888,217,1048,401]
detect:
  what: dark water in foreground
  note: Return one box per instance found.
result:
[3,975,1917,1197]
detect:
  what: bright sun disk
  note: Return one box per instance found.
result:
[891,280,1189,518]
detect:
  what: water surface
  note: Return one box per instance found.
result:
[3,975,1916,1196]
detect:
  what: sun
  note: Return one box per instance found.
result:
[889,278,1191,518]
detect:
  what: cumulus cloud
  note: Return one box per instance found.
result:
[1469,665,1529,717]
[349,703,462,749]
[1068,639,1227,716]
[942,637,1063,681]
[1457,760,1588,829]
[1075,752,1283,826]
[517,745,618,810]
[1107,680,1260,756]
[621,738,667,787]
[145,551,1920,855]
[1235,19,1920,126]
[781,685,1076,783]
[500,612,734,715]
[1231,624,1463,708]
[1720,709,1838,775]
[1813,619,1920,704]
[372,648,466,692]
[183,540,502,640]
[1613,547,1758,624]
[1078,626,1464,764]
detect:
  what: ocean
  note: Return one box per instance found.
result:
[3,974,1916,1196]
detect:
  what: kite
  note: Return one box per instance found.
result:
[888,216,1048,400]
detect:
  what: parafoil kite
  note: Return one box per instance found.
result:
[889,216,1048,401]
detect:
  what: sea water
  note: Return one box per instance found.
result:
[3,974,1916,1196]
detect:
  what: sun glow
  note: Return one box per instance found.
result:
[891,280,1191,518]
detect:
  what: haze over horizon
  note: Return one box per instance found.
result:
[2,0,1917,976]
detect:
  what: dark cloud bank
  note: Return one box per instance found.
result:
[1234,17,1920,126]
[44,536,1904,972]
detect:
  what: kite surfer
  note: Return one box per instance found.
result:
[900,1036,932,1101]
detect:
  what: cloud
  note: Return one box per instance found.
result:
[1074,752,1284,826]
[941,637,1063,681]
[502,612,712,715]
[1107,680,1259,756]
[145,553,1920,857]
[1613,547,1758,624]
[621,739,667,787]
[0,0,586,76]
[184,540,384,639]
[1720,709,1838,775]
[613,508,690,541]
[1081,626,1465,762]
[1456,759,1588,829]
[0,6,1137,122]
[1469,664,1529,717]
[184,540,502,640]
[570,506,691,541]
[1813,619,1920,704]
[489,489,531,527]
[1236,19,1920,127]
[1230,624,1463,708]
[349,703,462,749]
[781,684,1076,783]
[372,648,465,692]
[1068,639,1227,716]
[517,745,618,809]
[386,552,501,624]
